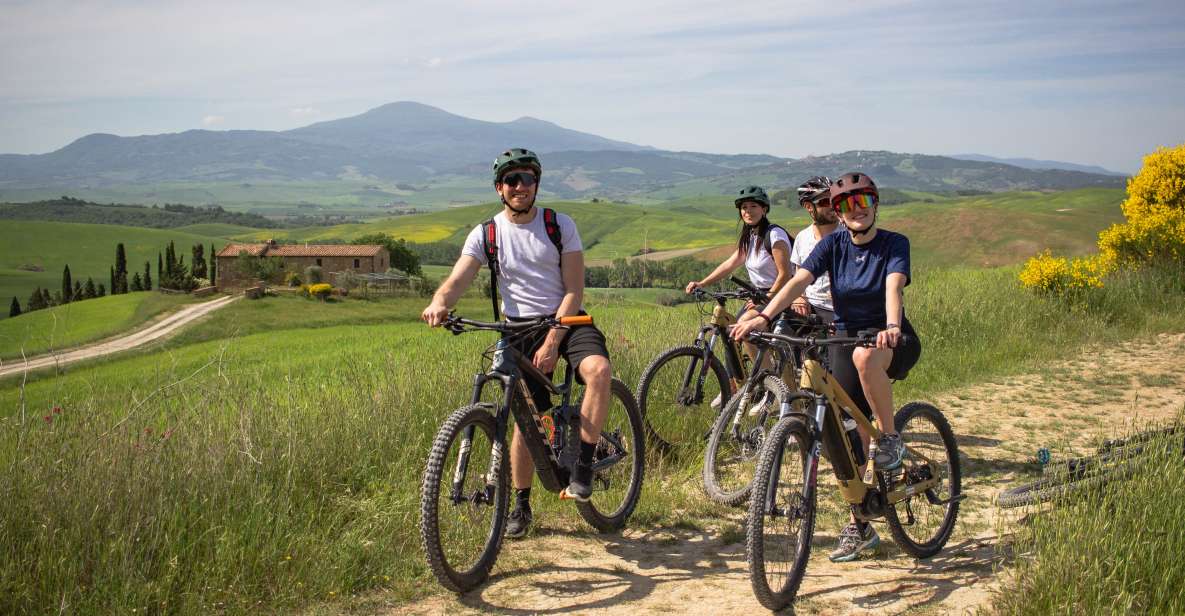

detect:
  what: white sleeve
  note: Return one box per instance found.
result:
[460,224,488,265]
[771,227,792,251]
[558,213,583,254]
[790,228,808,265]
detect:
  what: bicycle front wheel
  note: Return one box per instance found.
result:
[576,377,646,532]
[636,345,730,454]
[884,402,962,558]
[703,375,795,506]
[746,415,816,611]
[420,404,509,592]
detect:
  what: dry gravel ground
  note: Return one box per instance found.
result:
[0,295,238,379]
[387,333,1185,616]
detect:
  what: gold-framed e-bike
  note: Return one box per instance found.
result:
[743,329,964,610]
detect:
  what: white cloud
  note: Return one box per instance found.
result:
[289,107,320,118]
[201,115,225,126]
[425,57,443,68]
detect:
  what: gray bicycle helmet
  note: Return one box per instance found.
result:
[797,176,832,204]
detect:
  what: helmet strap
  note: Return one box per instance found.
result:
[848,210,877,237]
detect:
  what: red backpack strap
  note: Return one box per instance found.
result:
[542,208,563,267]
[480,218,500,319]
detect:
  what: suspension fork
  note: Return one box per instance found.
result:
[450,373,505,503]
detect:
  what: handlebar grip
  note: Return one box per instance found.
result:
[559,315,593,326]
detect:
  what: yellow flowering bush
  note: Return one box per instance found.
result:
[303,283,333,300]
[1021,143,1185,293]
[1098,144,1185,265]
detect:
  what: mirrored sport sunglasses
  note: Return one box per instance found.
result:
[500,172,537,188]
[832,191,877,214]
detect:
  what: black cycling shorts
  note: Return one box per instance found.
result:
[829,319,921,419]
[506,312,610,413]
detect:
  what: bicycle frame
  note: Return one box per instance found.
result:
[453,336,628,497]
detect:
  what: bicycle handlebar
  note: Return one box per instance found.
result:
[692,279,768,304]
[750,328,914,349]
[442,313,592,335]
[729,276,770,304]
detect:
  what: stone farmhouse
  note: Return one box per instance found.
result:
[215,240,390,289]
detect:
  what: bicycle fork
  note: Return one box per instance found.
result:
[762,395,825,517]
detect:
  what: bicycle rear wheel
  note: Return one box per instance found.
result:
[576,378,646,532]
[703,375,795,506]
[420,404,509,592]
[884,402,962,558]
[636,345,729,454]
[746,415,816,611]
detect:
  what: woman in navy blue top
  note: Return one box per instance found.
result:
[732,172,922,562]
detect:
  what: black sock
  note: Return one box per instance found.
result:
[515,488,531,509]
[575,440,597,485]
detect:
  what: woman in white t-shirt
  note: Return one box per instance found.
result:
[684,185,792,301]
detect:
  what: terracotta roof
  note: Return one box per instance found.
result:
[216,243,385,258]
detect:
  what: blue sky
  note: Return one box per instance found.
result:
[1,0,1183,172]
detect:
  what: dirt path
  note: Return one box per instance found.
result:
[0,295,239,379]
[393,333,1185,616]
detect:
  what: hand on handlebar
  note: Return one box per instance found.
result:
[731,313,768,340]
[876,326,901,349]
[422,302,451,327]
[791,301,810,317]
[685,281,702,295]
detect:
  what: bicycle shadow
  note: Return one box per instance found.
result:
[459,526,748,613]
[796,534,1011,613]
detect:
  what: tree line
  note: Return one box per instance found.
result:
[8,241,218,318]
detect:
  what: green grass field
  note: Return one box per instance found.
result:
[0,292,198,360]
[2,256,1183,614]
[0,221,231,316]
[227,188,1123,268]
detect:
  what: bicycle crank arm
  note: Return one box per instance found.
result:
[590,453,625,472]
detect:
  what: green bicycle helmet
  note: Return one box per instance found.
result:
[492,148,543,184]
[735,185,771,209]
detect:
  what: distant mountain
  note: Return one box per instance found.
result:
[0,102,656,185]
[950,153,1126,177]
[0,103,1127,203]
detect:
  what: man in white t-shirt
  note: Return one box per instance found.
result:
[422,148,613,539]
[789,176,839,322]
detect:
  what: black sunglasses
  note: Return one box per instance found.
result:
[500,172,537,188]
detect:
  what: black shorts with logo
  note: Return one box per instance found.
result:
[505,311,610,413]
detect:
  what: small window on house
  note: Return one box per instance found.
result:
[354,258,360,268]
[316,258,322,266]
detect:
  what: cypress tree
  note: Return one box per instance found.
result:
[97,283,106,297]
[115,243,128,293]
[27,287,44,312]
[84,277,97,299]
[10,296,21,318]
[61,264,73,303]
[52,291,63,306]
[131,272,143,292]
[40,288,52,308]
[73,280,83,301]
[143,261,152,291]
[158,253,163,289]
[110,266,116,295]
[192,244,207,279]
[210,243,218,284]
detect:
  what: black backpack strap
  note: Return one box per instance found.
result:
[481,218,500,320]
[542,208,564,267]
[763,223,790,254]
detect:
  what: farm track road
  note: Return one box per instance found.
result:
[0,295,239,379]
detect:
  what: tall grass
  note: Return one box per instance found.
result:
[1,264,1184,613]
[991,419,1185,615]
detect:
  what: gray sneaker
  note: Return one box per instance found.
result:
[828,522,880,562]
[873,433,905,470]
[505,506,532,539]
[710,392,724,411]
[747,390,774,417]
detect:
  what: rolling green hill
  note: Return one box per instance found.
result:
[0,292,196,359]
[230,188,1124,268]
[0,221,230,314]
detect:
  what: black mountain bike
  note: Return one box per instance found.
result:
[419,314,644,592]
[636,276,768,453]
